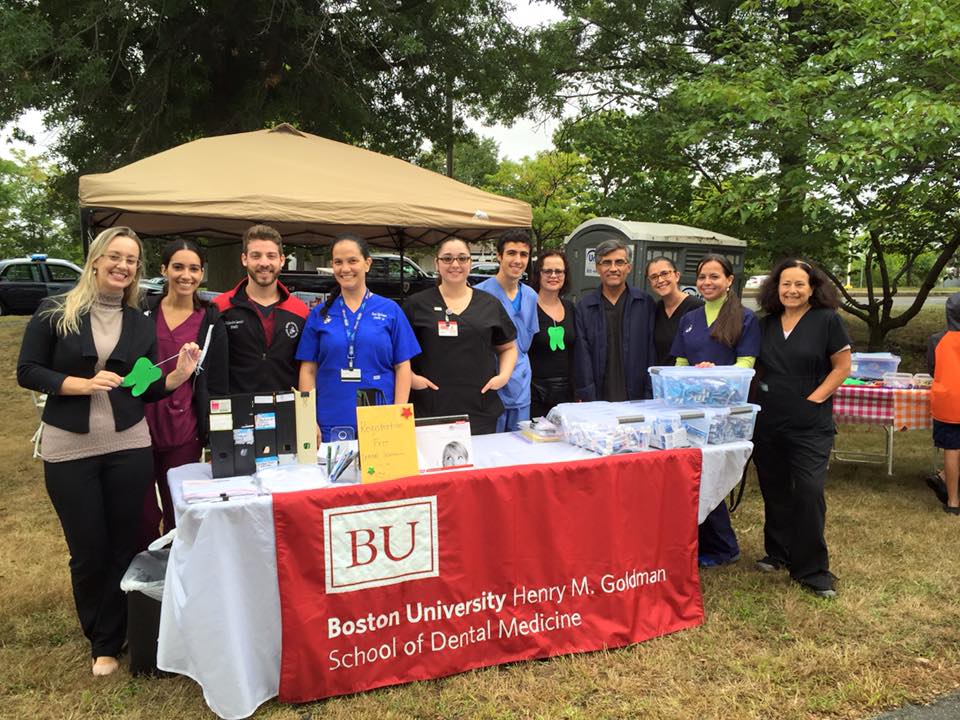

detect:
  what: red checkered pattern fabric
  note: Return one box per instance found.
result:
[833,386,932,430]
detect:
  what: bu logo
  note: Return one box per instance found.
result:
[323,496,439,594]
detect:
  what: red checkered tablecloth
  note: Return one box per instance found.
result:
[833,386,932,431]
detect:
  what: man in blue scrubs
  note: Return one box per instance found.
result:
[476,229,539,432]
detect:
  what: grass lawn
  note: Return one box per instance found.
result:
[1,310,958,720]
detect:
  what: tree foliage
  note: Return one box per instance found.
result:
[416,133,501,188]
[483,150,591,256]
[537,0,960,348]
[0,0,550,202]
[0,151,77,260]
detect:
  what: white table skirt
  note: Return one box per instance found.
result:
[159,436,752,719]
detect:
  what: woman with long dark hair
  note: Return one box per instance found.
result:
[403,237,518,435]
[645,255,703,366]
[529,250,577,418]
[17,227,200,675]
[669,253,761,567]
[296,234,420,441]
[141,239,228,542]
[753,258,850,598]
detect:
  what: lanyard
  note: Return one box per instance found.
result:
[340,291,371,369]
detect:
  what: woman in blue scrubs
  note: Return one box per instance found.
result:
[669,253,760,567]
[296,235,421,441]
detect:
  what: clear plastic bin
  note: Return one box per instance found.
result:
[547,402,651,455]
[648,410,689,449]
[882,372,913,389]
[649,366,755,407]
[681,404,760,446]
[850,352,900,379]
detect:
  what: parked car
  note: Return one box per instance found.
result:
[279,254,435,302]
[0,255,82,315]
[468,261,501,286]
[744,274,769,290]
[139,277,167,296]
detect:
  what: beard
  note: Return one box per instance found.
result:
[247,266,278,287]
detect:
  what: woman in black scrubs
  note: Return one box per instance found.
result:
[645,256,703,366]
[753,259,851,598]
[404,238,518,434]
[529,251,576,418]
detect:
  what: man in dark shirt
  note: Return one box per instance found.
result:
[573,239,656,401]
[213,224,308,393]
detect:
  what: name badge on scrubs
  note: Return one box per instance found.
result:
[438,320,458,337]
[340,368,362,382]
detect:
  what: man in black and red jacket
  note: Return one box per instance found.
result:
[214,225,309,393]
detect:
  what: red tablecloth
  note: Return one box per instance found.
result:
[273,449,704,703]
[833,386,931,431]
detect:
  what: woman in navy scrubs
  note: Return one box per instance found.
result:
[753,259,850,598]
[646,256,703,366]
[403,238,518,435]
[669,253,760,567]
[296,235,421,441]
[529,250,576,418]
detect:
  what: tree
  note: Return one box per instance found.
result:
[416,133,501,188]
[554,110,695,222]
[534,0,960,349]
[483,150,591,257]
[0,0,549,229]
[0,151,77,260]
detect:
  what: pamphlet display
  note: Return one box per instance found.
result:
[294,389,318,465]
[414,415,473,471]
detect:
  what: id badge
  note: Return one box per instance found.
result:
[438,320,459,337]
[340,368,362,382]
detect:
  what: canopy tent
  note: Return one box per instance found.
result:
[78,123,532,250]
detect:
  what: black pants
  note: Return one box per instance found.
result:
[44,447,154,658]
[753,428,836,590]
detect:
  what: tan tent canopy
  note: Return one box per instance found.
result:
[79,123,532,249]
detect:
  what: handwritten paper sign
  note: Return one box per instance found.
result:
[356,404,419,484]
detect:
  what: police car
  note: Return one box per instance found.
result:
[0,254,83,315]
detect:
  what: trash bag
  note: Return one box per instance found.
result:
[120,549,169,603]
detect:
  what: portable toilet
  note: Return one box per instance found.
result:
[564,218,746,301]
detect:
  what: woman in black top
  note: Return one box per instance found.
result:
[403,238,517,435]
[753,259,851,598]
[529,250,576,418]
[646,256,703,366]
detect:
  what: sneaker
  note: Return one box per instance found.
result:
[926,474,949,505]
[944,504,960,516]
[699,552,740,568]
[756,556,786,573]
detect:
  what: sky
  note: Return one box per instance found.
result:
[1,1,566,164]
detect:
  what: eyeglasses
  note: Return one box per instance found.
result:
[438,255,471,265]
[647,270,676,283]
[541,268,565,276]
[103,252,141,268]
[598,258,628,269]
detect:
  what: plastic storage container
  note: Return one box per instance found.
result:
[649,366,755,407]
[912,373,933,389]
[850,352,900,379]
[547,402,651,455]
[648,410,690,449]
[680,404,760,446]
[882,372,913,389]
